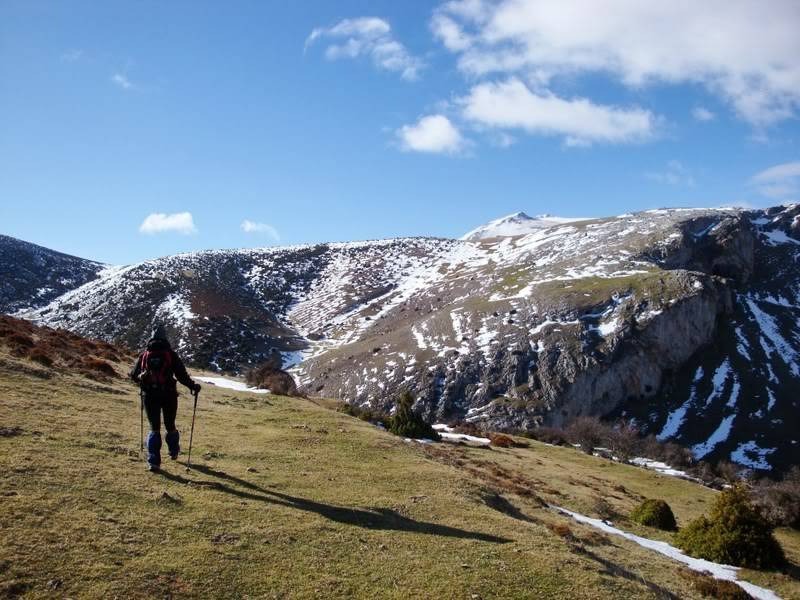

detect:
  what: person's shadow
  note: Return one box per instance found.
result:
[157,463,511,544]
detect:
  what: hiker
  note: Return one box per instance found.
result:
[130,324,201,471]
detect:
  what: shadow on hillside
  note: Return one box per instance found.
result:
[165,463,511,544]
[481,490,541,525]
[570,544,682,599]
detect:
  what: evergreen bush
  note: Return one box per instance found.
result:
[630,498,677,531]
[675,485,785,569]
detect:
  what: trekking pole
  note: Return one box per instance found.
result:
[139,388,145,459]
[187,389,199,467]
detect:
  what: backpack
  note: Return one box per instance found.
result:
[139,349,173,391]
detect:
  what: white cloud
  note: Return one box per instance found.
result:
[751,161,800,184]
[459,78,655,146]
[645,160,695,187]
[397,114,466,154]
[430,14,473,52]
[241,220,280,240]
[692,106,715,122]
[751,161,800,200]
[139,212,197,235]
[111,73,135,90]
[306,17,423,80]
[433,0,800,126]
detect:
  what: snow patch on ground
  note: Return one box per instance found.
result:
[629,457,690,479]
[552,506,780,600]
[433,424,491,445]
[195,376,269,394]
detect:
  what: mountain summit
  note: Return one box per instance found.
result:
[461,211,591,241]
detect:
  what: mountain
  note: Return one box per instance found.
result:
[0,234,105,313]
[461,211,591,241]
[6,204,800,472]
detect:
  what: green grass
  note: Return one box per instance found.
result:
[1,351,798,599]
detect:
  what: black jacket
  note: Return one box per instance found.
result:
[130,338,196,395]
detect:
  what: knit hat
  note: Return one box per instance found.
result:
[151,324,168,341]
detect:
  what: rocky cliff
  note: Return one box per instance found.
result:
[6,205,799,470]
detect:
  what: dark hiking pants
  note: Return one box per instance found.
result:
[144,392,180,466]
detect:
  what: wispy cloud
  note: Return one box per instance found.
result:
[692,106,715,122]
[645,160,696,187]
[306,17,423,81]
[751,161,800,201]
[241,220,280,240]
[60,49,84,63]
[139,212,197,235]
[432,0,800,127]
[397,114,467,154]
[459,78,656,147]
[111,73,135,91]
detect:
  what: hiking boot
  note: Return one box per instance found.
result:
[147,463,160,473]
[166,430,180,460]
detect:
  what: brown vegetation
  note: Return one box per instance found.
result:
[245,362,301,396]
[678,569,754,599]
[751,467,800,529]
[489,432,529,448]
[0,314,133,379]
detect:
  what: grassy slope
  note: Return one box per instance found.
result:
[1,351,798,599]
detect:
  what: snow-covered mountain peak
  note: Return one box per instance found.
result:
[461,211,591,241]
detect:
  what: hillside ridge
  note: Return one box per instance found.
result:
[4,204,800,471]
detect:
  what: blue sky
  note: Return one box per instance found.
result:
[1,0,799,264]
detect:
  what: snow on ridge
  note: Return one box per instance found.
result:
[731,441,776,470]
[461,211,592,241]
[692,414,736,459]
[745,296,799,376]
[762,229,800,247]
[657,366,703,441]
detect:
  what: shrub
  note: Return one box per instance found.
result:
[81,358,117,377]
[592,496,618,521]
[630,498,677,531]
[607,423,641,461]
[8,333,35,348]
[28,348,54,368]
[675,485,785,569]
[337,402,390,427]
[566,416,605,454]
[526,426,569,446]
[388,391,440,441]
[677,569,752,600]
[246,362,300,396]
[715,460,742,484]
[751,467,800,529]
[489,433,528,448]
[450,421,483,437]
[547,522,574,540]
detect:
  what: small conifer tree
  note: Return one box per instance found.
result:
[388,390,441,441]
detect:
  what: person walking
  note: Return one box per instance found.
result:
[130,324,201,471]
